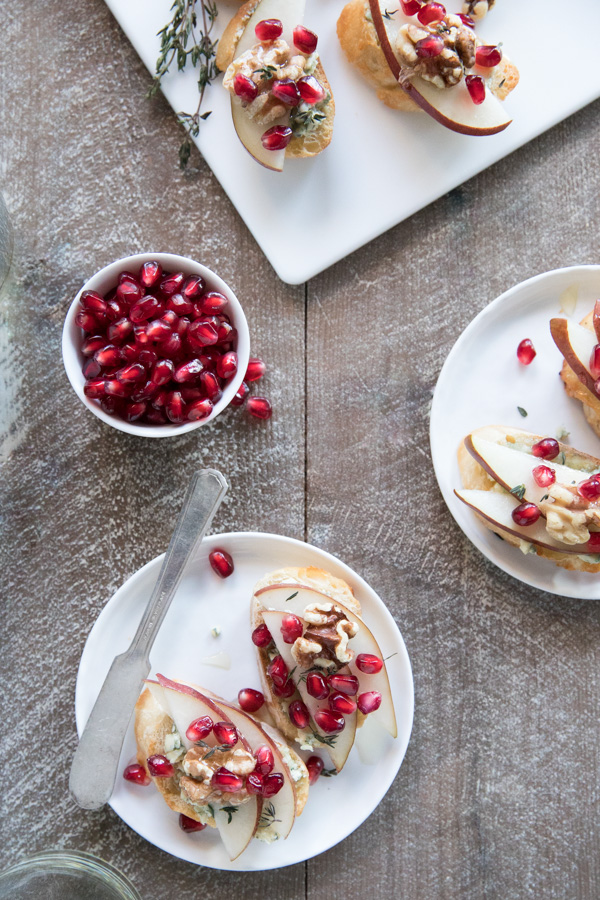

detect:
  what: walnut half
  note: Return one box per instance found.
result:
[395,16,476,89]
[462,0,496,21]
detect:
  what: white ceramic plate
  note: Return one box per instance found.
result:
[102,1,600,284]
[75,532,414,871]
[430,266,600,600]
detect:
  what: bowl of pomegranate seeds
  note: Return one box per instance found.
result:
[62,253,250,436]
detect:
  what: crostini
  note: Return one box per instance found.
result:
[337,1,518,135]
[251,566,397,772]
[456,425,600,573]
[134,675,308,859]
[550,301,600,439]
[216,0,335,171]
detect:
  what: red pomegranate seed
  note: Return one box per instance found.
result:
[417,2,446,25]
[211,767,243,792]
[329,692,357,716]
[272,79,301,106]
[475,44,502,67]
[199,292,228,315]
[314,709,345,734]
[252,624,272,648]
[84,378,106,400]
[261,126,292,151]
[123,763,151,786]
[578,477,600,502]
[458,12,475,27]
[281,614,303,644]
[415,34,444,58]
[209,549,234,578]
[238,688,265,713]
[306,755,324,785]
[160,272,185,295]
[356,653,383,674]
[80,291,108,316]
[139,261,162,289]
[267,655,288,687]
[293,25,318,54]
[151,359,174,385]
[104,378,131,398]
[179,814,206,833]
[532,438,560,460]
[75,310,100,332]
[181,274,205,299]
[82,335,106,357]
[262,773,284,797]
[216,351,238,379]
[587,532,600,551]
[176,317,190,338]
[121,343,140,363]
[106,298,127,322]
[234,73,259,103]
[200,370,222,401]
[146,408,168,424]
[165,390,185,423]
[138,349,158,368]
[130,296,163,324]
[590,345,600,378]
[180,387,204,402]
[116,363,145,384]
[125,400,146,422]
[186,716,213,742]
[188,320,219,348]
[94,344,122,367]
[82,358,102,379]
[288,699,310,729]
[146,319,172,343]
[247,772,264,794]
[162,332,183,357]
[133,324,150,347]
[511,502,540,527]
[100,396,123,416]
[517,338,536,365]
[306,672,329,699]
[401,0,423,13]
[108,317,133,344]
[296,76,325,105]
[147,755,174,777]
[245,358,266,382]
[328,673,359,696]
[131,380,158,403]
[213,722,238,747]
[465,74,485,105]
[532,465,556,488]
[248,397,272,420]
[119,271,138,285]
[116,281,142,306]
[152,389,169,410]
[166,294,193,317]
[174,359,204,383]
[357,691,382,715]
[273,678,296,698]
[187,398,213,421]
[255,745,274,776]
[255,18,282,41]
[231,381,249,407]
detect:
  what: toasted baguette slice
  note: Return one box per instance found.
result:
[217,0,335,160]
[457,425,600,573]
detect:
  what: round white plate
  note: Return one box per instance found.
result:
[75,532,414,871]
[431,266,600,600]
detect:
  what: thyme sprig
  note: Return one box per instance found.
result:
[221,805,239,824]
[310,730,337,748]
[196,740,233,759]
[149,0,220,169]
[259,802,282,828]
[510,484,526,501]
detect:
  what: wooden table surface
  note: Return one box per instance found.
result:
[2,2,600,898]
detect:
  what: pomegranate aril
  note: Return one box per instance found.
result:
[532,438,560,460]
[133,324,150,346]
[248,397,272,420]
[246,772,264,795]
[145,407,168,424]
[293,24,318,54]
[234,73,259,103]
[147,754,174,777]
[162,332,183,358]
[306,671,329,699]
[82,358,102,379]
[104,378,132,398]
[187,398,213,421]
[106,299,126,322]
[186,715,213,742]
[151,359,175,385]
[84,378,106,400]
[125,400,147,422]
[255,18,282,41]
[217,321,234,345]
[94,344,122,367]
[415,34,444,58]
[417,2,446,24]
[216,351,238,379]
[181,274,205,299]
[306,755,324,785]
[123,763,151,786]
[329,692,357,716]
[82,335,106,357]
[465,74,485,105]
[213,722,238,747]
[297,76,325,105]
[146,318,173,343]
[174,359,204,383]
[255,745,274,776]
[314,709,345,734]
[532,465,556,488]
[116,280,142,306]
[262,773,284,797]
[200,370,222,401]
[108,317,133,344]
[281,613,303,644]
[188,320,219,348]
[167,293,194,316]
[152,389,169,410]
[267,655,288,687]
[80,291,108,317]
[578,477,600,502]
[272,79,301,106]
[328,673,359,696]
[288,699,310,729]
[139,260,162,289]
[131,380,159,402]
[516,338,536,365]
[587,532,600,551]
[75,309,100,332]
[160,272,185,295]
[245,358,266,382]
[166,390,185,423]
[212,767,243,792]
[100,396,123,416]
[116,363,145,384]
[475,44,502,67]
[262,125,292,151]
[119,271,138,285]
[238,688,265,713]
[209,549,234,578]
[252,623,273,648]
[273,678,296,698]
[176,317,190,338]
[130,295,163,323]
[355,653,383,674]
[199,292,228,315]
[590,344,600,378]
[357,691,382,715]
[138,349,158,368]
[179,386,203,403]
[458,12,475,27]
[179,814,206,833]
[511,502,540,527]
[231,381,249,407]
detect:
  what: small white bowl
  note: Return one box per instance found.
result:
[62,253,250,438]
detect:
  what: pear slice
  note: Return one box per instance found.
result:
[550,317,599,396]
[593,300,600,343]
[368,0,512,136]
[256,584,397,738]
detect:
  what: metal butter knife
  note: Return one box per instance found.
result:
[69,468,228,810]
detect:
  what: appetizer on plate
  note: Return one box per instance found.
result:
[251,566,397,772]
[456,426,600,572]
[550,301,600,439]
[337,0,518,135]
[217,0,335,171]
[134,675,308,860]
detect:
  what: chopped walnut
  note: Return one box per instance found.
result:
[291,603,359,670]
[223,39,307,126]
[539,482,600,546]
[178,743,256,807]
[463,0,495,21]
[395,16,476,88]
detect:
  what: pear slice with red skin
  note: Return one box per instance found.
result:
[256,584,397,738]
[455,489,597,555]
[593,300,600,343]
[550,317,599,396]
[367,0,512,136]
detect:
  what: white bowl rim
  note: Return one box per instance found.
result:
[62,252,250,438]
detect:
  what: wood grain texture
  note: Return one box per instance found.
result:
[1,0,600,897]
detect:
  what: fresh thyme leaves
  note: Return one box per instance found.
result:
[320,768,338,778]
[310,731,337,748]
[288,666,297,680]
[196,741,232,759]
[517,406,528,418]
[284,591,299,603]
[510,484,526,501]
[150,0,220,169]
[383,8,397,18]
[259,802,282,828]
[540,494,549,502]
[384,652,398,662]
[207,803,215,817]
[560,452,566,465]
[290,103,327,136]
[298,665,323,684]
[221,805,239,825]
[498,77,506,88]
[253,64,277,81]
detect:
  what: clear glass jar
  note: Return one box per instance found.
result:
[0,851,141,900]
